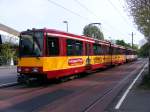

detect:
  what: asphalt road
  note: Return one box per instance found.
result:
[113,66,150,112]
[0,67,17,85]
[0,59,147,112]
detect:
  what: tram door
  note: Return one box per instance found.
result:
[85,43,91,70]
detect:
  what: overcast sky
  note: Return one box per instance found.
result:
[0,0,146,45]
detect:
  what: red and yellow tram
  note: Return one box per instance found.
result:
[17,28,137,83]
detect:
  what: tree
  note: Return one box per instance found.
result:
[116,40,126,46]
[139,43,149,57]
[0,35,2,44]
[132,44,139,51]
[83,24,104,40]
[116,39,139,53]
[126,0,150,73]
[116,39,132,48]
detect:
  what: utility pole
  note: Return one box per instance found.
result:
[130,32,135,48]
[132,32,133,48]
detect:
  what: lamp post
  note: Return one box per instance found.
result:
[89,22,101,38]
[63,21,68,32]
[89,22,101,25]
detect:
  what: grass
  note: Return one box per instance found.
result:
[139,71,150,89]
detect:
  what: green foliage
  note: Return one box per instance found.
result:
[126,0,150,39]
[116,40,130,47]
[140,72,150,89]
[83,24,104,40]
[139,43,149,57]
[126,0,150,73]
[115,39,138,50]
[0,43,15,65]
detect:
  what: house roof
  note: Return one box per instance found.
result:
[0,23,20,36]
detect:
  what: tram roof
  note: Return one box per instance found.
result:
[21,28,135,51]
[22,28,111,45]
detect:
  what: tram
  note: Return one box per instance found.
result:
[17,28,137,83]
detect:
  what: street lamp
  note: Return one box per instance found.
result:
[63,21,68,32]
[89,23,101,29]
[89,22,101,31]
[89,22,101,26]
[89,22,101,38]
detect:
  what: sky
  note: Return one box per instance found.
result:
[0,0,146,46]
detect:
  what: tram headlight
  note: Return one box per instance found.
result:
[32,67,39,73]
[17,67,21,72]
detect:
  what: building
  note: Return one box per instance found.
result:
[0,23,20,45]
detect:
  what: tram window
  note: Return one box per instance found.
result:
[111,48,114,54]
[120,49,124,54]
[112,48,115,54]
[107,46,110,54]
[126,50,129,55]
[113,48,117,54]
[119,49,122,54]
[102,46,105,54]
[66,39,83,56]
[47,37,59,56]
[105,46,109,55]
[66,39,75,56]
[93,44,102,55]
[85,43,91,55]
[118,48,121,54]
[75,40,83,55]
[103,46,109,55]
[117,48,120,54]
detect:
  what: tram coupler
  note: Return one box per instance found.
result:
[17,74,37,85]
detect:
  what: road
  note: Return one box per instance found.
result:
[0,59,147,112]
[0,67,17,85]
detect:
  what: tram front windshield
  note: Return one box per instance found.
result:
[19,32,43,57]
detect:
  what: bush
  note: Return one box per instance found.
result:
[0,43,17,65]
[140,73,150,88]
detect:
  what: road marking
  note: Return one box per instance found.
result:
[115,63,148,109]
[0,82,18,88]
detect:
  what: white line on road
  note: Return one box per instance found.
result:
[0,82,18,88]
[115,63,148,110]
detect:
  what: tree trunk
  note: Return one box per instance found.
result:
[149,39,150,74]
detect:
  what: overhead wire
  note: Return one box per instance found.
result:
[106,0,132,28]
[47,0,91,22]
[47,0,130,38]
[73,0,130,37]
[73,0,98,18]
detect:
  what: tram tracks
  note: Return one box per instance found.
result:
[82,60,146,112]
[34,60,146,112]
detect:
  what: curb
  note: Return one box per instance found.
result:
[0,66,16,69]
[0,82,18,88]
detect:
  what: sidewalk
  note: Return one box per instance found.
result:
[117,66,150,112]
[0,65,16,69]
